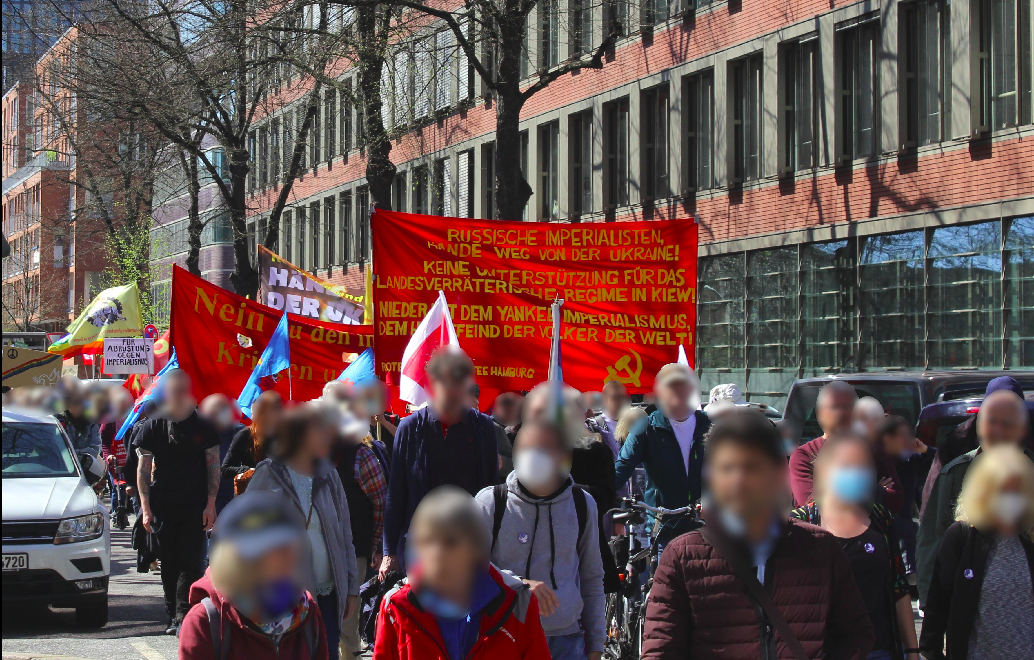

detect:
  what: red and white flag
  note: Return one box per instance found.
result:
[400,291,459,405]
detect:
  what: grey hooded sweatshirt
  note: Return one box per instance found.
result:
[475,471,606,653]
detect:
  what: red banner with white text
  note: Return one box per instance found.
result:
[170,266,374,404]
[372,210,698,395]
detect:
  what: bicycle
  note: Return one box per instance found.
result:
[603,498,700,660]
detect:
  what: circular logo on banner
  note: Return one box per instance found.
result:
[143,324,158,339]
[964,569,974,579]
[518,533,529,544]
[864,543,875,554]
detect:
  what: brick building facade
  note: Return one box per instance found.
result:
[235,0,1031,406]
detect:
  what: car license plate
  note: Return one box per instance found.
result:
[2,553,28,571]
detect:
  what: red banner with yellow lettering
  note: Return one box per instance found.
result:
[372,210,698,395]
[170,266,374,403]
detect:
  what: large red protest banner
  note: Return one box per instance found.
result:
[170,265,374,403]
[372,210,698,395]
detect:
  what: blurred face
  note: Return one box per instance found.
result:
[524,391,547,422]
[360,384,385,419]
[817,388,856,436]
[707,441,786,527]
[493,394,521,426]
[852,408,881,441]
[303,419,332,460]
[110,390,134,422]
[882,425,914,458]
[258,403,284,439]
[253,541,303,585]
[410,523,479,602]
[513,425,571,495]
[817,441,876,506]
[656,379,693,422]
[160,374,197,422]
[602,383,631,419]
[430,375,472,422]
[978,394,1028,448]
[200,396,237,431]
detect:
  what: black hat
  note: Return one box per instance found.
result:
[211,490,305,560]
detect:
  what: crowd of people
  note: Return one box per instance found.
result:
[8,354,1033,660]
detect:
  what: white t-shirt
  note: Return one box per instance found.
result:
[288,466,335,595]
[669,415,697,473]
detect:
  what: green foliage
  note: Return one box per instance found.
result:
[104,217,166,328]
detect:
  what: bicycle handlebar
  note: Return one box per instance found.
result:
[606,498,700,520]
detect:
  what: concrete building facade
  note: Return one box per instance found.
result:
[237,0,1032,406]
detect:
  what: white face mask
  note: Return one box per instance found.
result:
[514,448,558,491]
[991,492,1029,526]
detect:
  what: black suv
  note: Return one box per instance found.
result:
[782,371,1034,445]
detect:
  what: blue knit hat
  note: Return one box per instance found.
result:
[985,376,1024,398]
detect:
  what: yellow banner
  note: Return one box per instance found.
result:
[48,283,143,356]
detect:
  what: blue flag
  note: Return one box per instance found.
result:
[337,347,377,387]
[115,350,179,441]
[238,312,292,418]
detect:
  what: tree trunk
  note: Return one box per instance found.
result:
[180,148,203,276]
[358,7,396,210]
[227,146,258,296]
[493,14,532,221]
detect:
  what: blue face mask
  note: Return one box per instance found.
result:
[416,588,469,621]
[829,466,876,504]
[253,578,303,622]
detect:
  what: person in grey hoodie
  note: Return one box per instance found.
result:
[247,404,359,660]
[475,419,606,660]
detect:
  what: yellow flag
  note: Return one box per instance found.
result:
[48,283,143,356]
[364,267,374,325]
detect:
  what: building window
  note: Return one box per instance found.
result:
[521,130,530,221]
[257,127,268,187]
[296,111,307,169]
[458,150,474,218]
[434,30,452,112]
[731,54,762,183]
[838,20,879,161]
[642,0,670,29]
[325,196,336,266]
[858,231,926,368]
[310,102,322,165]
[269,119,281,182]
[642,85,669,201]
[413,165,429,215]
[696,253,746,383]
[1005,216,1033,367]
[356,186,370,260]
[747,247,799,370]
[605,0,628,37]
[540,0,559,70]
[976,0,1033,130]
[482,142,495,219]
[570,0,593,57]
[433,157,451,216]
[684,70,714,192]
[247,130,257,191]
[604,97,629,208]
[282,210,293,261]
[538,121,560,220]
[903,1,950,147]
[341,83,353,152]
[309,201,321,270]
[392,172,407,212]
[801,240,857,371]
[413,43,430,121]
[283,112,294,173]
[569,111,592,218]
[340,192,352,262]
[325,91,337,159]
[928,221,1003,367]
[781,38,817,172]
[298,206,309,268]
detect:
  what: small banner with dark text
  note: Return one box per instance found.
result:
[257,245,368,325]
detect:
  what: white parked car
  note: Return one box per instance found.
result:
[2,407,110,627]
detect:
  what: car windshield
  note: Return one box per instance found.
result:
[2,422,78,478]
[785,381,923,442]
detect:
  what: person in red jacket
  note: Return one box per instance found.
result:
[643,410,874,660]
[179,490,329,660]
[373,486,550,660]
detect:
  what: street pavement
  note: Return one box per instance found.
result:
[2,522,178,660]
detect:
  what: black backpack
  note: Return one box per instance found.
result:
[201,597,317,660]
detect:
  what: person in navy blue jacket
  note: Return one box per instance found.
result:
[615,363,711,548]
[378,347,500,579]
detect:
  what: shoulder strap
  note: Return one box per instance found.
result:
[699,527,809,660]
[491,483,508,551]
[201,597,228,660]
[572,485,588,545]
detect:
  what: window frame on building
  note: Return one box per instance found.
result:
[683,69,714,193]
[603,97,630,209]
[641,84,670,202]
[901,0,951,148]
[779,36,818,173]
[730,53,763,184]
[974,0,1033,132]
[569,110,593,219]
[836,16,880,163]
[538,120,560,220]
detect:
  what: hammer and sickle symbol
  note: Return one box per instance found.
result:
[606,349,643,388]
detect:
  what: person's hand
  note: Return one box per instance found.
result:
[371,551,382,569]
[106,455,118,469]
[914,438,928,454]
[202,502,217,531]
[141,506,154,533]
[126,486,136,498]
[878,477,894,490]
[342,595,358,621]
[379,554,399,581]
[523,579,559,617]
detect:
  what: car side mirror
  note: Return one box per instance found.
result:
[79,453,106,486]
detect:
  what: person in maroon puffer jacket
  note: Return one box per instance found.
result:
[179,490,329,660]
[643,410,874,660]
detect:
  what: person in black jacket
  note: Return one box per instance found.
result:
[220,390,282,489]
[920,444,1034,660]
[199,394,244,514]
